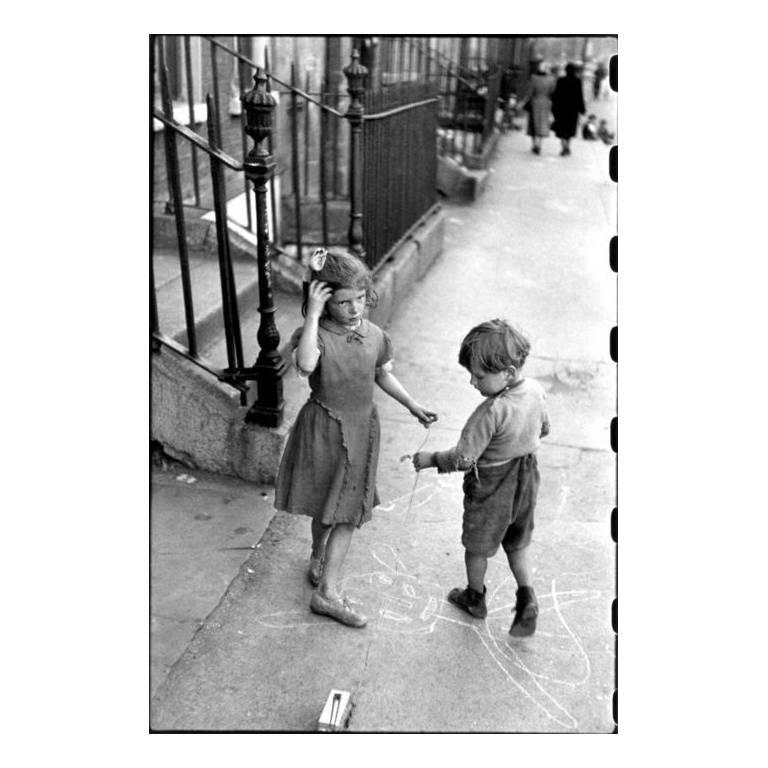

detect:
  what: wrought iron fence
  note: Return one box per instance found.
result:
[151,36,444,426]
[362,82,439,269]
[151,36,285,427]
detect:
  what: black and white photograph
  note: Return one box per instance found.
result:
[9,3,768,761]
[149,34,618,733]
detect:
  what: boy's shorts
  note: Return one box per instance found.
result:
[461,454,540,557]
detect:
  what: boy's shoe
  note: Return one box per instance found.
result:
[509,586,538,637]
[308,555,324,587]
[310,590,367,628]
[447,586,488,619]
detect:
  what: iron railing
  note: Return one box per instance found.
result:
[152,37,444,428]
[363,36,506,166]
[151,35,285,427]
[362,82,439,268]
[205,40,440,273]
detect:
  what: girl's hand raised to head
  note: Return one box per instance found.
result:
[410,405,438,428]
[306,280,333,319]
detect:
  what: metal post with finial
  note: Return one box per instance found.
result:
[343,49,368,261]
[241,68,285,427]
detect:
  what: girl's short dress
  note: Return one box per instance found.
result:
[274,317,393,528]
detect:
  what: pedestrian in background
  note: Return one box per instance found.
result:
[412,319,550,637]
[523,58,556,155]
[551,62,586,156]
[593,59,608,100]
[275,248,437,628]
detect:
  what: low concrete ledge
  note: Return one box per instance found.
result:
[369,206,445,327]
[436,129,501,201]
[437,157,489,201]
[151,348,291,484]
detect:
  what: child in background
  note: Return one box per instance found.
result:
[582,114,599,140]
[413,319,549,637]
[598,119,615,145]
[275,248,437,628]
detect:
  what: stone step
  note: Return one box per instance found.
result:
[153,244,307,421]
[198,288,308,425]
[154,248,267,352]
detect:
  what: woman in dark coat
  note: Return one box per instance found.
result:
[551,63,586,156]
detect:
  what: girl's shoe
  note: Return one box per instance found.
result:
[308,555,324,587]
[509,586,538,637]
[310,591,367,628]
[447,586,488,619]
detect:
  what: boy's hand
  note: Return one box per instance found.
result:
[410,405,438,427]
[412,451,433,472]
[306,280,332,319]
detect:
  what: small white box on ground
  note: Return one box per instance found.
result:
[318,689,352,732]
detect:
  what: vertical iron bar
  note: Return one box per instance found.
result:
[236,36,254,232]
[290,63,303,262]
[206,94,241,372]
[343,50,367,261]
[319,77,329,246]
[183,36,201,207]
[462,101,468,164]
[415,36,422,78]
[150,36,160,350]
[407,36,413,80]
[372,113,378,263]
[209,38,223,146]
[449,65,457,158]
[150,251,160,344]
[264,45,278,242]
[332,89,339,197]
[158,38,198,357]
[304,69,311,197]
[242,68,285,427]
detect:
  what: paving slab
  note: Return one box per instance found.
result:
[150,467,277,697]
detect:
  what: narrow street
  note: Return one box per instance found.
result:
[150,110,617,732]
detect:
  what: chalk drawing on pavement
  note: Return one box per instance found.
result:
[253,541,603,730]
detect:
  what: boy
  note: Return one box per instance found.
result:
[413,319,549,637]
[582,114,599,140]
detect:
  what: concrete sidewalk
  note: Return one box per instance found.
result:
[150,117,616,732]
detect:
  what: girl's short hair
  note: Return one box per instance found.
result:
[302,248,378,316]
[458,319,530,372]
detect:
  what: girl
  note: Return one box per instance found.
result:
[274,248,437,628]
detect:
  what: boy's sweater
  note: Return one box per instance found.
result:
[433,378,550,474]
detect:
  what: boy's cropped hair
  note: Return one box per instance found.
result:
[458,319,530,372]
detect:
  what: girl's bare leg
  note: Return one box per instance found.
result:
[318,523,354,599]
[311,518,330,558]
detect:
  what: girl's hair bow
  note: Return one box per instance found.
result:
[308,247,327,272]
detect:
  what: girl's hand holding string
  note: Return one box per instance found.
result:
[409,405,438,428]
